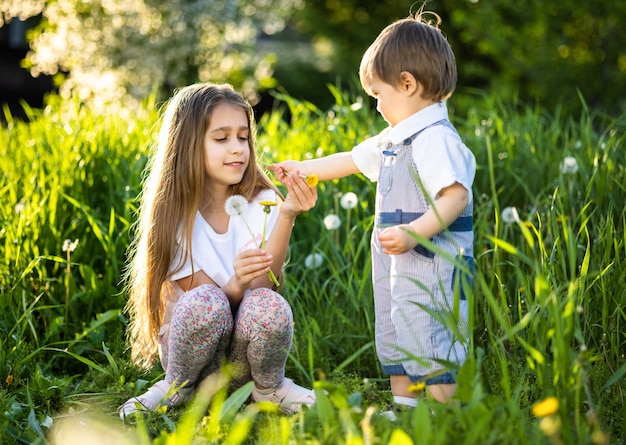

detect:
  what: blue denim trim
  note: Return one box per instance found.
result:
[381,364,406,376]
[377,210,473,231]
[380,365,457,385]
[377,210,473,258]
[414,244,435,259]
[420,372,456,385]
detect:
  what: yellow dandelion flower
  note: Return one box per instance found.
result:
[532,396,559,417]
[259,200,277,215]
[305,174,319,187]
[389,429,414,445]
[591,430,609,445]
[5,375,14,385]
[407,381,425,394]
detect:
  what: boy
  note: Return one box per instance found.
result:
[274,12,475,413]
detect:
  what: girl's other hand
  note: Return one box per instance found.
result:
[233,248,274,290]
[280,171,318,218]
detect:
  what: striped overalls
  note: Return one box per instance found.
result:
[372,120,474,384]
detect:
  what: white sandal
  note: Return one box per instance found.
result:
[252,378,315,415]
[119,380,193,419]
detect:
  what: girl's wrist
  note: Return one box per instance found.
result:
[223,279,247,301]
[277,207,299,222]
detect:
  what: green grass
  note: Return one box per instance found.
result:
[1,88,624,444]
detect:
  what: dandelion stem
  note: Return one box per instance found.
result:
[241,215,280,288]
[65,250,70,339]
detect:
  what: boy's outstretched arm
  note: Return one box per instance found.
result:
[273,152,359,183]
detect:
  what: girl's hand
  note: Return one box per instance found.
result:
[377,224,419,255]
[232,248,275,291]
[280,171,318,219]
[272,161,302,185]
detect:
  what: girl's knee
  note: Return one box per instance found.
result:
[243,288,292,319]
[176,285,232,319]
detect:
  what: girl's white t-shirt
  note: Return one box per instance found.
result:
[168,188,280,293]
[156,188,279,348]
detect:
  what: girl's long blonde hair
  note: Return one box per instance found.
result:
[125,83,278,369]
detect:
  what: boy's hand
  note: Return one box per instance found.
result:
[377,224,419,254]
[272,161,302,185]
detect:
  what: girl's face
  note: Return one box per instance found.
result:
[203,102,251,190]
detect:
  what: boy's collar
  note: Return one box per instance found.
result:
[386,102,448,145]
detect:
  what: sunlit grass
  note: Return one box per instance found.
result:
[1,89,624,444]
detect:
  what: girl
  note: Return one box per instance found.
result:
[120,83,317,418]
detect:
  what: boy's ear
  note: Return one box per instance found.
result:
[400,71,420,96]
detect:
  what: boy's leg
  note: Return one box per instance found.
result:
[390,374,415,398]
[389,252,468,400]
[379,374,416,420]
[391,377,457,403]
[426,383,457,403]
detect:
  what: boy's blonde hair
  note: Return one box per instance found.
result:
[124,83,278,369]
[359,12,457,103]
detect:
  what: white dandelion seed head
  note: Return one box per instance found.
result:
[560,156,579,174]
[323,214,342,230]
[62,239,79,253]
[304,253,324,270]
[501,207,518,224]
[340,192,358,210]
[225,195,249,216]
[350,101,363,111]
[15,203,25,214]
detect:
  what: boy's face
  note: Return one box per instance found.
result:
[367,73,432,127]
[368,77,416,127]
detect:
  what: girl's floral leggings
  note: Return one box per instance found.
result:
[159,284,294,389]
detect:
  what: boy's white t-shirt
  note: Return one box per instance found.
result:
[167,188,280,295]
[351,102,475,201]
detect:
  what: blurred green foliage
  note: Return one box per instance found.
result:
[6,0,624,118]
[277,0,626,116]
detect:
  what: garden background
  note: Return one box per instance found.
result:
[1,0,625,444]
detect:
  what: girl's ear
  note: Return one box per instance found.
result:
[400,71,420,96]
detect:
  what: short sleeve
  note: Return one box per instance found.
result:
[413,127,476,200]
[351,133,385,182]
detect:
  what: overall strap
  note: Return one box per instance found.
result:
[381,119,449,156]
